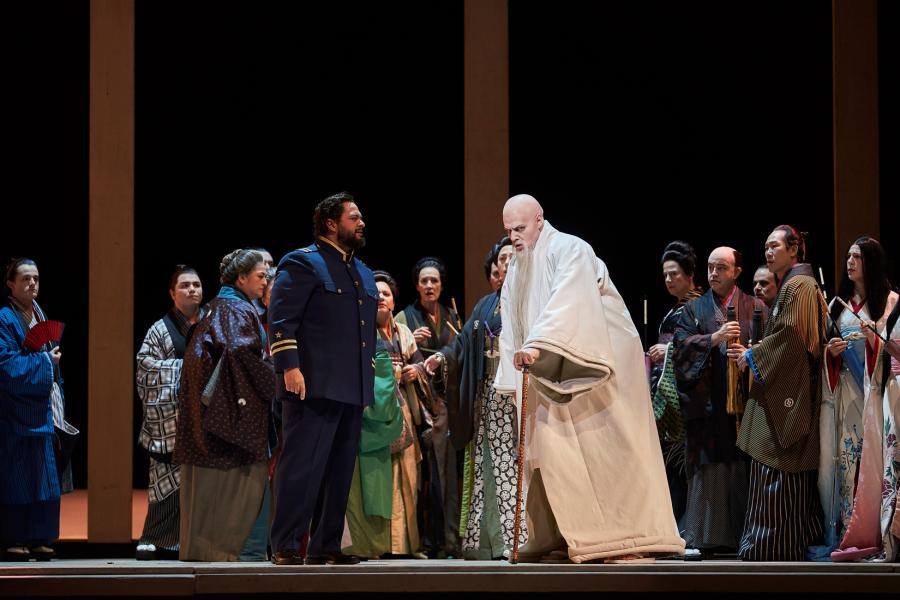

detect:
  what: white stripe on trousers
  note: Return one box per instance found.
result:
[738,459,823,561]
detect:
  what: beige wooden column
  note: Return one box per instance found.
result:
[89,0,134,543]
[464,0,508,315]
[832,0,879,284]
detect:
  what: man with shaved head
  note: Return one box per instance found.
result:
[673,247,768,557]
[493,194,685,563]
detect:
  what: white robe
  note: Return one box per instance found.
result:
[494,221,685,562]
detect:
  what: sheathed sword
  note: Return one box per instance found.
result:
[511,365,529,564]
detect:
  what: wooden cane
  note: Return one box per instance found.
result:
[511,365,530,564]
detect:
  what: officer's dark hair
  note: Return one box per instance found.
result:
[372,270,399,301]
[483,237,512,281]
[169,265,199,291]
[314,192,355,238]
[5,257,37,295]
[660,241,696,278]
[412,257,447,287]
[732,249,743,271]
[772,224,807,262]
[219,249,265,285]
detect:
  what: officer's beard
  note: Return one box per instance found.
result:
[338,226,366,250]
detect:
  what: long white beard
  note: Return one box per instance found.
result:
[508,243,534,351]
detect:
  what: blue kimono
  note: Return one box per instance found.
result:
[0,302,61,545]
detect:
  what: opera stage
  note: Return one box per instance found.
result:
[2,558,898,597]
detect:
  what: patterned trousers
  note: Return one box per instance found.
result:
[461,385,527,557]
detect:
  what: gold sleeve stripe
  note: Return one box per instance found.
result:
[271,339,298,349]
[271,344,298,355]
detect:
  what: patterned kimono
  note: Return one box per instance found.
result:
[674,287,766,550]
[442,291,526,559]
[0,299,73,547]
[396,300,461,557]
[831,294,900,561]
[135,306,206,552]
[650,287,703,524]
[174,286,274,561]
[818,296,882,553]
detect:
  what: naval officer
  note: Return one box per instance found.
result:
[268,192,378,565]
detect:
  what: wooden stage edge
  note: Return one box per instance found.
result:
[1,559,899,596]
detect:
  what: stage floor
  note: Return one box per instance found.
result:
[2,558,899,596]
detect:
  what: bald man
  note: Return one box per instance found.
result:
[493,194,684,563]
[673,247,768,557]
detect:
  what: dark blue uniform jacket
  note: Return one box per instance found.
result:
[268,238,377,407]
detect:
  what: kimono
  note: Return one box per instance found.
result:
[650,287,703,524]
[737,264,828,561]
[442,291,526,559]
[344,320,424,557]
[674,287,766,550]
[494,222,685,563]
[831,294,900,561]
[0,299,73,547]
[174,286,274,561]
[396,300,462,557]
[817,295,895,553]
[135,306,206,553]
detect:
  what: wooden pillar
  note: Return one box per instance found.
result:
[89,0,134,543]
[832,0,879,284]
[464,0,508,315]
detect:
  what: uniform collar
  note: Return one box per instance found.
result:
[317,236,354,263]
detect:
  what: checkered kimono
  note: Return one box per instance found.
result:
[136,318,182,503]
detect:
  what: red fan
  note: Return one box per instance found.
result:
[24,320,65,351]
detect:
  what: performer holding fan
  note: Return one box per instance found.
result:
[0,258,78,562]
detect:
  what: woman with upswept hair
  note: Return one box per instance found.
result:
[646,241,703,537]
[395,256,462,558]
[174,249,274,561]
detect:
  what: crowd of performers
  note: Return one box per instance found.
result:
[2,191,899,565]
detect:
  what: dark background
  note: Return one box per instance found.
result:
[510,1,835,338]
[134,0,464,488]
[2,2,90,486]
[3,1,895,492]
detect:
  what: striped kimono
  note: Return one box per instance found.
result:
[737,264,828,561]
[0,300,70,547]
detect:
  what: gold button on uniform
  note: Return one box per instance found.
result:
[354,281,359,287]
[358,299,363,305]
[337,288,342,294]
[361,320,365,326]
[362,341,367,348]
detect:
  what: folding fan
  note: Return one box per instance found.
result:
[24,320,65,351]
